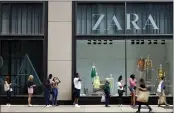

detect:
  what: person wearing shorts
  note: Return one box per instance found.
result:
[129,74,137,106]
[73,73,81,107]
[27,75,36,107]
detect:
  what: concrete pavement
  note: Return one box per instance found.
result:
[1,105,173,112]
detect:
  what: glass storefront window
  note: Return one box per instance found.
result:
[0,40,44,96]
[76,39,173,97]
[126,39,173,96]
[76,40,125,96]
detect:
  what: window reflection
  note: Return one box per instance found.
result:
[0,40,44,95]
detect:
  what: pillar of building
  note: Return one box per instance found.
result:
[48,0,72,100]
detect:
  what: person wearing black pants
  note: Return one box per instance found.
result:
[4,76,12,106]
[103,78,110,107]
[44,74,52,107]
[117,75,126,106]
[6,90,11,105]
[73,73,82,107]
[136,79,152,113]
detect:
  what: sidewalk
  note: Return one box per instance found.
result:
[1,105,173,112]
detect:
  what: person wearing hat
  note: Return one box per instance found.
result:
[103,78,111,107]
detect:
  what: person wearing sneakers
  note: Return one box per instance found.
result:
[73,73,82,107]
[27,75,36,107]
[45,74,53,107]
[117,75,126,106]
[4,76,12,106]
[103,78,111,107]
[157,76,169,107]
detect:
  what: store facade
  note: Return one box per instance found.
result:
[0,0,173,105]
[72,1,173,104]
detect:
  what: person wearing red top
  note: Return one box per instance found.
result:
[129,74,137,106]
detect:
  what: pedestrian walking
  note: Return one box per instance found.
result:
[136,78,152,113]
[157,76,169,107]
[27,75,36,107]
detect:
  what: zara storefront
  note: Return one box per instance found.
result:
[72,1,173,104]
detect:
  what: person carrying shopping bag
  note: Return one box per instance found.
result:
[136,78,152,113]
[157,76,169,107]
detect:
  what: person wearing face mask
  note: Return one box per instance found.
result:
[103,78,111,107]
[117,75,126,106]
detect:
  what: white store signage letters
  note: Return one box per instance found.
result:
[92,14,159,31]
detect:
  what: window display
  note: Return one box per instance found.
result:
[126,40,173,96]
[76,40,125,96]
[76,39,173,97]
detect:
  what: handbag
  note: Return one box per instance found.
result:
[101,94,105,102]
[10,88,13,92]
[136,90,149,103]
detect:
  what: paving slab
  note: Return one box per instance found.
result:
[0,105,173,112]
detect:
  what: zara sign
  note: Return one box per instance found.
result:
[92,14,159,31]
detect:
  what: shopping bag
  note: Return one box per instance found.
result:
[159,96,166,104]
[10,88,13,92]
[101,94,105,102]
[136,90,149,103]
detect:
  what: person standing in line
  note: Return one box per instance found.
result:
[157,76,169,107]
[4,76,12,106]
[103,78,111,107]
[117,75,126,106]
[45,74,53,107]
[27,75,36,107]
[136,78,152,113]
[51,77,61,106]
[73,73,82,107]
[129,74,137,106]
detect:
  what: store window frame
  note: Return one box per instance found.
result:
[0,1,48,97]
[72,1,173,98]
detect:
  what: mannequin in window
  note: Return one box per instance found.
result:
[145,54,153,82]
[91,63,96,82]
[93,72,103,96]
[93,73,100,89]
[137,56,145,78]
[158,64,165,80]
[107,74,114,95]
